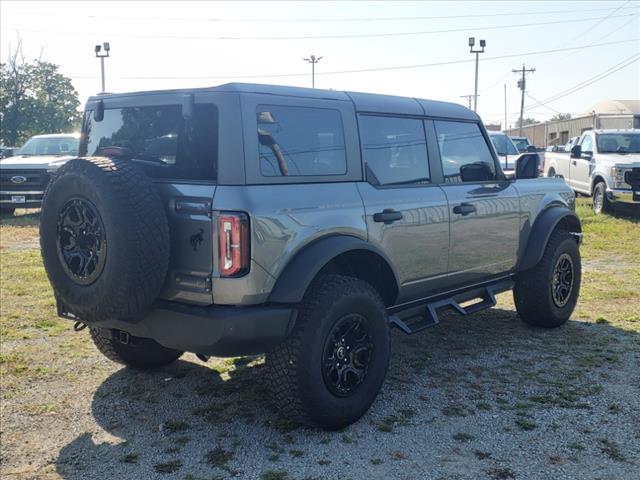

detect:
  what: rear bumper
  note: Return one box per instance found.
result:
[59,301,297,357]
[606,188,640,206]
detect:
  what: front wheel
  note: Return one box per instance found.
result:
[1,206,15,216]
[266,274,390,430]
[514,229,581,328]
[593,181,612,214]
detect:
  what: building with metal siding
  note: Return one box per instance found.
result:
[505,100,640,147]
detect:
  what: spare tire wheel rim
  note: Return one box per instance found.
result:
[551,252,574,308]
[56,197,107,285]
[322,313,374,397]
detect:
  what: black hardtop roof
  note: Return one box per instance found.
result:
[88,82,478,120]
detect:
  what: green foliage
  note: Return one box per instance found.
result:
[550,113,572,122]
[0,44,81,146]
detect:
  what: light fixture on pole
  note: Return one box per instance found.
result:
[303,54,323,88]
[468,37,486,112]
[95,42,110,94]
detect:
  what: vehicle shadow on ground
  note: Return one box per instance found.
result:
[54,306,636,479]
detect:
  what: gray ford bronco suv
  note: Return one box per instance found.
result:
[40,83,582,429]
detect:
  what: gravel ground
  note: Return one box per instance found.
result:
[2,301,639,480]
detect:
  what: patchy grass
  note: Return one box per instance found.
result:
[153,460,182,474]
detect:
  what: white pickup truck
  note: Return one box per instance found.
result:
[543,129,640,214]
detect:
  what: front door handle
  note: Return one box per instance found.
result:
[453,203,477,216]
[373,208,403,224]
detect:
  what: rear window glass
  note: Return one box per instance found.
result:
[257,105,346,177]
[82,104,218,180]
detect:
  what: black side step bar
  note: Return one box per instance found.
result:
[388,278,514,335]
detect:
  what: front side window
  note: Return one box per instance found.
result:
[83,103,218,180]
[489,133,519,156]
[435,121,497,183]
[358,115,429,186]
[580,135,593,154]
[257,105,346,177]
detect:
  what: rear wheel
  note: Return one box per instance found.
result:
[514,229,581,328]
[266,274,390,430]
[89,328,182,369]
[593,181,611,214]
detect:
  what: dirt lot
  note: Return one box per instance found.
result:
[1,200,639,480]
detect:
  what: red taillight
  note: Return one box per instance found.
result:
[217,212,249,277]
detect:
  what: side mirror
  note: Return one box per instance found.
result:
[460,162,492,182]
[526,145,537,153]
[93,100,104,122]
[515,153,540,179]
[570,144,581,158]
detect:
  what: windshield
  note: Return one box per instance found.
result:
[596,133,640,154]
[18,136,79,156]
[512,138,530,151]
[490,134,519,155]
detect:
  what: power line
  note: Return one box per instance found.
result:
[485,53,640,120]
[525,92,563,115]
[5,13,638,41]
[66,37,638,80]
[479,1,635,95]
[522,54,640,112]
[3,5,638,22]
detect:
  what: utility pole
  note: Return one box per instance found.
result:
[504,84,507,133]
[460,95,476,110]
[303,54,323,88]
[468,37,486,111]
[512,64,535,136]
[94,42,111,93]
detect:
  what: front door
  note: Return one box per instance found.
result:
[431,120,520,286]
[570,134,594,194]
[356,114,450,303]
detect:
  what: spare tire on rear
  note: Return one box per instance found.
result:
[40,157,170,322]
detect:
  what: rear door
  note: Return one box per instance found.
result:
[356,114,450,303]
[431,119,520,285]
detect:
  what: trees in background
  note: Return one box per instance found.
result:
[0,41,81,146]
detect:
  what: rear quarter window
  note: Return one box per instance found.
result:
[256,105,347,177]
[82,103,218,181]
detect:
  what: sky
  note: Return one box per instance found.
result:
[1,0,639,129]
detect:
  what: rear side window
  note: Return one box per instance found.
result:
[257,105,346,177]
[83,104,218,181]
[434,121,496,183]
[358,115,429,186]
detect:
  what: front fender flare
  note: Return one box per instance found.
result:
[519,206,581,272]
[267,235,400,304]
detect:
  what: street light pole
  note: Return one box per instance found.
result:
[303,54,323,88]
[468,37,486,112]
[95,42,110,94]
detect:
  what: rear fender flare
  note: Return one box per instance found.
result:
[267,235,400,304]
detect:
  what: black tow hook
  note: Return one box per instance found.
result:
[73,321,87,332]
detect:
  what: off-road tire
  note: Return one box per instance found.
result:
[266,274,390,430]
[40,157,170,321]
[1,206,15,216]
[514,229,581,328]
[90,328,182,369]
[592,181,612,214]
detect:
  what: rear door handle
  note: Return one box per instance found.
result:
[373,208,403,224]
[453,203,477,216]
